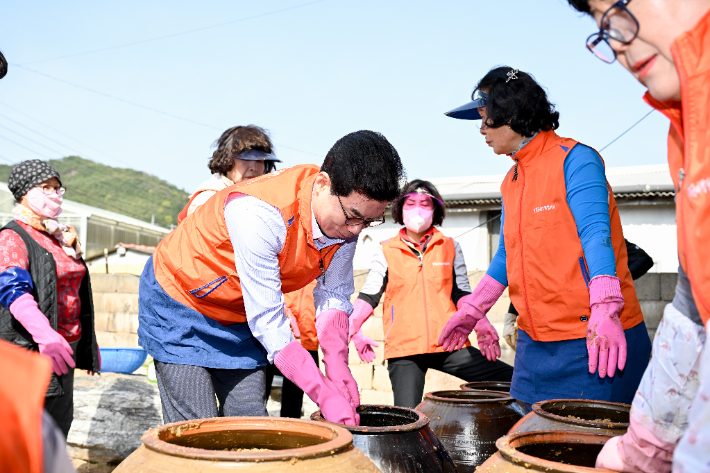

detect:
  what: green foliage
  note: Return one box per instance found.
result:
[0,156,189,228]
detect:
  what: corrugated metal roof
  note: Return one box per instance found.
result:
[0,181,170,234]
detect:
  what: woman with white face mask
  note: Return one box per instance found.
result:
[0,160,100,437]
[348,180,513,408]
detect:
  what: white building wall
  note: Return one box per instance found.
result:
[617,204,677,273]
[354,204,678,276]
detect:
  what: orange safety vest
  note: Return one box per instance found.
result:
[177,189,213,224]
[500,130,644,342]
[381,227,469,359]
[0,340,52,473]
[154,165,342,325]
[643,8,710,324]
[284,279,318,351]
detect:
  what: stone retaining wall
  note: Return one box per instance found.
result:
[91,274,140,348]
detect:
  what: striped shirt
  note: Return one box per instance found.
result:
[225,193,356,362]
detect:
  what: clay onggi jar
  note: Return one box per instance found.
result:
[311,404,457,472]
[478,430,617,473]
[509,399,630,436]
[415,390,525,472]
[113,416,380,472]
[459,381,511,393]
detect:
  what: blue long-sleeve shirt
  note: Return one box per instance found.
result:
[486,143,616,286]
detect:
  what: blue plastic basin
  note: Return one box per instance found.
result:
[99,347,148,374]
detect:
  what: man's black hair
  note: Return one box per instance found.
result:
[0,51,7,80]
[567,0,591,14]
[475,66,560,137]
[322,130,405,202]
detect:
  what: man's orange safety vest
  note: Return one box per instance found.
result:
[284,280,318,351]
[0,340,52,473]
[644,8,710,324]
[381,228,469,359]
[154,165,342,325]
[500,130,644,342]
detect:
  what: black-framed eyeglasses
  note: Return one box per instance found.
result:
[337,195,385,228]
[586,0,639,64]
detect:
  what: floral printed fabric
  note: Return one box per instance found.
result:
[673,320,710,473]
[13,205,83,259]
[0,220,86,342]
[631,303,706,444]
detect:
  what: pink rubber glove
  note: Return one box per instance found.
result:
[276,341,359,425]
[352,329,378,363]
[284,305,300,338]
[438,275,505,352]
[587,275,626,378]
[9,293,75,376]
[316,309,360,408]
[474,317,501,362]
[596,416,673,472]
[347,299,374,342]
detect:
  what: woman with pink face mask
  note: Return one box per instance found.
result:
[0,160,100,438]
[348,180,513,408]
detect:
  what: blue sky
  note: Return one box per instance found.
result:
[1,0,670,193]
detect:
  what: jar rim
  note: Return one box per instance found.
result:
[142,416,354,462]
[533,399,630,429]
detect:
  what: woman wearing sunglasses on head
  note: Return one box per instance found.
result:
[441,67,651,411]
[178,124,281,223]
[565,1,710,471]
[348,180,514,409]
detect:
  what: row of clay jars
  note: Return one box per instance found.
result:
[423,385,630,472]
[114,391,629,473]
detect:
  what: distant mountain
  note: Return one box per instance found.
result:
[0,156,190,227]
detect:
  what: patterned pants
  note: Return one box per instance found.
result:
[673,319,710,473]
[154,360,267,423]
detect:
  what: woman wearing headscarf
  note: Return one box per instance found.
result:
[441,66,651,409]
[348,179,513,408]
[0,53,77,473]
[563,1,710,470]
[0,159,100,437]
[178,125,281,222]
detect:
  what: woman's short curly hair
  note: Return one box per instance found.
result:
[391,179,446,226]
[567,0,591,14]
[475,66,560,137]
[208,125,276,176]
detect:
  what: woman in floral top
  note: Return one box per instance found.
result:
[0,160,100,437]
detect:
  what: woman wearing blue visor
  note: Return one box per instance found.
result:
[440,66,651,408]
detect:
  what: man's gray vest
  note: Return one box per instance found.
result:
[0,220,98,397]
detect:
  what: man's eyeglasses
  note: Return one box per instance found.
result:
[586,0,639,64]
[35,184,66,196]
[337,195,385,228]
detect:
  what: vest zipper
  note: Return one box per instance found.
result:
[512,159,519,181]
[319,259,325,285]
[516,161,537,340]
[419,264,430,349]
